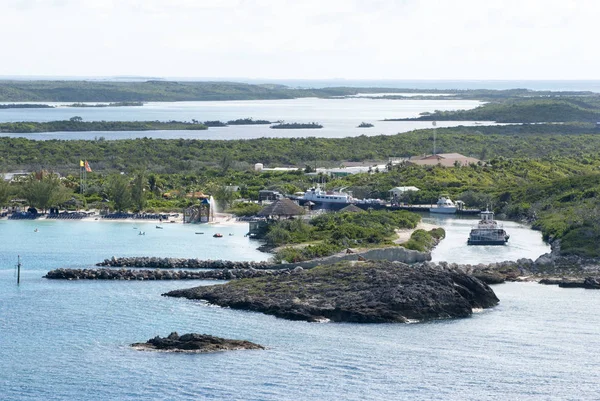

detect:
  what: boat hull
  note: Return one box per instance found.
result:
[429,207,456,214]
[467,239,508,246]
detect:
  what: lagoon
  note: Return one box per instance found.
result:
[0,97,491,140]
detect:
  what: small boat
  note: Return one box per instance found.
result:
[156,225,163,229]
[195,232,204,235]
[34,228,39,232]
[468,210,509,245]
[213,233,223,238]
[430,197,457,214]
[138,231,145,236]
[228,233,234,236]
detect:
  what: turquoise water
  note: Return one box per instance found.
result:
[2,220,599,400]
[424,214,551,264]
[0,97,488,140]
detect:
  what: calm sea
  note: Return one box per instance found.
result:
[0,97,491,141]
[4,218,600,400]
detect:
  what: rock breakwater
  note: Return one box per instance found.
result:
[96,256,275,270]
[44,267,301,280]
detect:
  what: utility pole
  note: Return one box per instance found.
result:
[16,255,21,285]
[432,121,437,156]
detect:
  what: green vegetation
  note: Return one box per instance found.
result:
[4,124,600,173]
[0,178,13,206]
[0,80,390,102]
[391,97,600,123]
[264,210,420,262]
[203,120,228,127]
[18,172,71,212]
[65,102,144,107]
[402,228,446,252]
[227,118,271,125]
[0,104,53,109]
[0,119,207,133]
[2,81,597,103]
[271,122,323,129]
[226,202,262,217]
[357,122,374,128]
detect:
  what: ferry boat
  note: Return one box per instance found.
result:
[429,197,457,214]
[467,210,510,245]
[301,186,353,204]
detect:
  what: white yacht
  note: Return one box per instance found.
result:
[302,186,353,204]
[429,197,457,214]
[468,210,510,245]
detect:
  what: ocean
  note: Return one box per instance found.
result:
[4,217,599,400]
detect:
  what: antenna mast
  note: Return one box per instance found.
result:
[432,121,437,156]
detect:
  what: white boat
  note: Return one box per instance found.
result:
[468,210,509,245]
[430,197,457,214]
[302,186,353,204]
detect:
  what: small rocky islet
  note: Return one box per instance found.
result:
[131,332,264,353]
[164,260,499,323]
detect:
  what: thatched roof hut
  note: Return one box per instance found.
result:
[257,198,305,218]
[340,204,365,213]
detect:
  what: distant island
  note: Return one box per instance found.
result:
[357,122,374,128]
[64,102,144,108]
[227,118,272,125]
[0,119,208,133]
[270,122,323,129]
[384,98,600,123]
[203,120,228,127]
[0,104,53,109]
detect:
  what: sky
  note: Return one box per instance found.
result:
[1,0,599,80]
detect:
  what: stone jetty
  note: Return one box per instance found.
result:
[44,267,301,281]
[539,276,600,289]
[131,332,264,353]
[96,256,275,270]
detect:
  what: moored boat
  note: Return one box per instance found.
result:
[301,185,354,204]
[467,210,509,245]
[430,197,457,214]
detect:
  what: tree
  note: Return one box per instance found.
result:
[205,183,240,211]
[130,170,147,211]
[105,174,132,212]
[19,172,71,212]
[70,116,83,122]
[0,179,11,207]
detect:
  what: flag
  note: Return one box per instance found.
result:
[80,160,84,167]
[84,161,92,172]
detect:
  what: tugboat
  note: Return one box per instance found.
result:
[468,209,510,245]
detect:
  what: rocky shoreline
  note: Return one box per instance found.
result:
[96,257,275,270]
[131,332,264,353]
[44,267,301,281]
[164,260,499,323]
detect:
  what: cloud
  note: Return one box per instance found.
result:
[0,0,599,79]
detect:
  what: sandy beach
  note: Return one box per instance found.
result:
[0,210,243,226]
[394,222,440,244]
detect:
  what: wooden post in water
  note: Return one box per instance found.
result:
[17,255,21,285]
